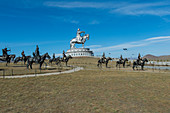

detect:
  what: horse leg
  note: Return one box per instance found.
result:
[30,62,33,69]
[39,62,42,70]
[132,63,135,70]
[66,61,67,67]
[27,63,29,69]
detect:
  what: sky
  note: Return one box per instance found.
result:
[0,0,170,58]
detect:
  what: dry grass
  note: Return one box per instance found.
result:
[0,61,72,76]
[0,57,170,113]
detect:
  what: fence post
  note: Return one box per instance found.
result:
[3,70,5,78]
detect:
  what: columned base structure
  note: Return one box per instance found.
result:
[66,48,94,57]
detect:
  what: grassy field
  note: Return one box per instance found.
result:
[0,57,170,113]
[0,62,73,76]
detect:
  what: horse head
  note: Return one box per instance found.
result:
[107,57,112,61]
[143,58,148,62]
[46,53,51,59]
[124,58,128,61]
[82,34,89,42]
[67,55,72,59]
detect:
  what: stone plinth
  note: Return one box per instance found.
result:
[66,48,94,57]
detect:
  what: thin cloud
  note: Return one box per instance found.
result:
[44,1,170,16]
[111,2,170,16]
[145,36,170,41]
[0,40,66,48]
[86,45,102,48]
[92,36,170,52]
[44,1,122,9]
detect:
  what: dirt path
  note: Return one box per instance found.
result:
[0,67,83,79]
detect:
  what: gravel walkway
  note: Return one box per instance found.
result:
[0,67,83,79]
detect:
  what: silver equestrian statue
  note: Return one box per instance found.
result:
[70,28,89,48]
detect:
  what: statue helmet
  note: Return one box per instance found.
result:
[78,28,80,31]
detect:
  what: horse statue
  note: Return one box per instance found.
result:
[97,57,112,68]
[27,53,51,69]
[70,34,89,48]
[14,55,31,64]
[116,58,128,68]
[49,56,60,65]
[0,54,16,66]
[132,58,148,70]
[56,55,72,66]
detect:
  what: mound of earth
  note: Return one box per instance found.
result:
[143,54,170,60]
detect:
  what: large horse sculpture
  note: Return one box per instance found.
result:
[0,54,16,66]
[116,58,128,68]
[14,56,31,64]
[97,57,112,68]
[56,55,72,66]
[27,53,51,69]
[49,56,60,65]
[70,34,89,48]
[132,58,148,70]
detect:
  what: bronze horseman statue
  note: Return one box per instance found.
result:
[116,55,128,68]
[97,52,112,68]
[133,53,148,70]
[27,45,51,69]
[0,47,15,66]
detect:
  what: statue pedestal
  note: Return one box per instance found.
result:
[66,48,94,57]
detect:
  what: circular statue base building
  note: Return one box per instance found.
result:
[66,48,94,57]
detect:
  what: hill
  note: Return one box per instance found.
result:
[143,54,170,61]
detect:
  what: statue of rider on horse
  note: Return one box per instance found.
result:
[0,47,15,66]
[33,45,40,63]
[62,50,67,61]
[2,47,11,60]
[70,28,89,48]
[137,53,142,64]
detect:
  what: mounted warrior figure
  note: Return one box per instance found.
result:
[97,52,112,68]
[119,55,124,62]
[21,50,25,59]
[132,53,148,70]
[62,50,67,61]
[76,28,85,42]
[34,45,40,62]
[2,47,10,60]
[0,47,15,66]
[14,50,30,64]
[70,28,89,48]
[116,55,128,68]
[137,53,142,64]
[101,52,106,62]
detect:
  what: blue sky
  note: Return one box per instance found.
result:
[0,0,170,58]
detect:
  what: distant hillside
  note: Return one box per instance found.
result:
[143,54,170,61]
